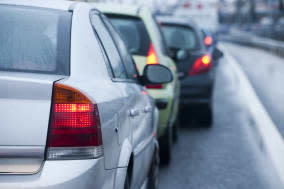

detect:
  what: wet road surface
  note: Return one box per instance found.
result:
[159,43,284,189]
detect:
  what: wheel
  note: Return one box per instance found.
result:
[173,116,180,143]
[124,172,130,189]
[148,149,160,189]
[159,126,172,165]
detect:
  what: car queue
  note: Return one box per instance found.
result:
[0,1,223,189]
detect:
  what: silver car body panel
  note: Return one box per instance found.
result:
[0,1,158,188]
[0,146,44,174]
[0,0,72,174]
[0,0,73,11]
[0,158,117,189]
[0,73,64,174]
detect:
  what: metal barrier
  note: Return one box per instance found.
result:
[219,29,284,57]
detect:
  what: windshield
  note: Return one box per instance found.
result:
[161,24,200,51]
[0,5,71,75]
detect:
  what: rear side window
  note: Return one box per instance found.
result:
[161,24,201,51]
[0,5,71,75]
[90,14,128,79]
[107,15,151,56]
[101,16,138,81]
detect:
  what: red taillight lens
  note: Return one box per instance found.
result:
[146,84,163,89]
[147,43,158,65]
[47,83,103,160]
[146,43,164,89]
[204,36,213,46]
[197,3,203,9]
[183,2,191,8]
[189,54,212,76]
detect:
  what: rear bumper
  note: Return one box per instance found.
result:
[180,73,214,106]
[0,158,117,189]
[180,86,213,105]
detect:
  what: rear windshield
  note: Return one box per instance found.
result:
[107,15,151,56]
[161,24,200,51]
[0,5,71,75]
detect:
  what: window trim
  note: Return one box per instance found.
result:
[99,13,139,84]
[89,10,139,84]
[89,10,115,79]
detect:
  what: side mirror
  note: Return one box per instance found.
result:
[142,64,173,85]
[176,49,188,61]
[213,48,224,60]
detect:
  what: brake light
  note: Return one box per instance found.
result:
[204,36,213,46]
[46,83,103,160]
[147,43,158,65]
[189,54,211,76]
[197,3,203,9]
[146,84,163,89]
[146,43,163,89]
[183,2,191,8]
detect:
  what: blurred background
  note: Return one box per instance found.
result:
[81,0,284,41]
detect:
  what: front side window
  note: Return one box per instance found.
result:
[0,5,71,75]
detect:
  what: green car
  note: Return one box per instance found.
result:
[95,4,180,164]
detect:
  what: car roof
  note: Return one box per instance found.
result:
[0,0,75,11]
[90,3,141,17]
[157,16,199,29]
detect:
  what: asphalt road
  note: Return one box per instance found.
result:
[158,43,284,189]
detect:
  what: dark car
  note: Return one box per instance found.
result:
[157,16,224,125]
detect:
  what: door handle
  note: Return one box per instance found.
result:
[144,106,152,113]
[130,109,139,117]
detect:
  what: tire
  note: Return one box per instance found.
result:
[124,172,130,189]
[159,126,172,165]
[173,116,180,143]
[148,149,160,189]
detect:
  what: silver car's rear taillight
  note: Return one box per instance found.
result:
[46,83,103,160]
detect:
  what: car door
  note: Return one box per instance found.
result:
[100,14,155,188]
[90,11,132,171]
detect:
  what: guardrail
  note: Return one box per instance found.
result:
[220,46,284,186]
[219,29,284,58]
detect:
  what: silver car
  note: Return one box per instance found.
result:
[0,1,173,189]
